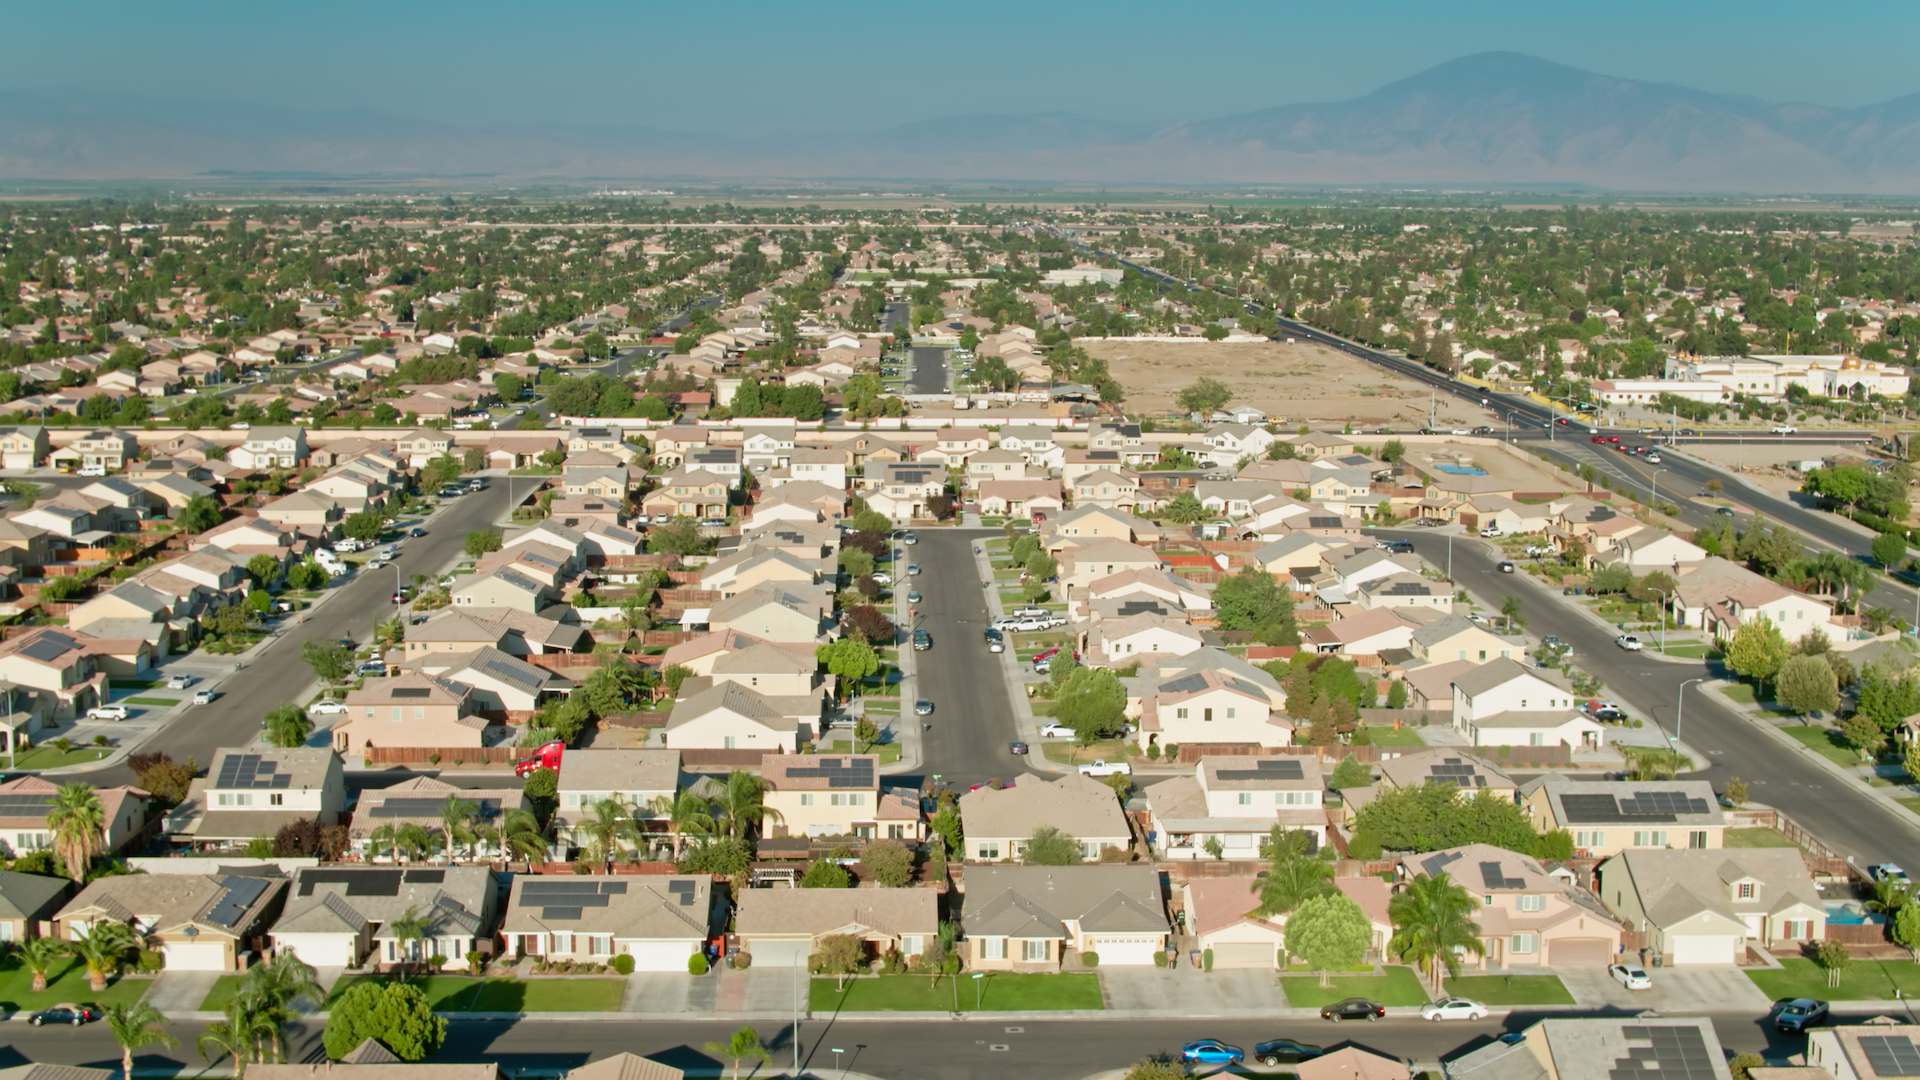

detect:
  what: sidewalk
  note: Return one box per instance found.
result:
[1715,684,1920,838]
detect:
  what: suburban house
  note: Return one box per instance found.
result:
[0,627,110,718]
[757,754,922,842]
[1058,540,1159,589]
[229,427,308,470]
[959,774,1131,862]
[1446,1019,1734,1080]
[1522,778,1726,856]
[1134,668,1290,752]
[707,584,826,641]
[963,865,1171,969]
[663,681,811,753]
[552,749,681,861]
[501,874,716,971]
[1595,848,1827,964]
[1375,749,1518,802]
[0,775,150,857]
[1451,659,1604,750]
[733,888,938,967]
[1409,615,1519,664]
[336,674,487,753]
[270,865,497,971]
[1400,845,1626,969]
[347,777,530,861]
[1086,614,1208,666]
[165,747,347,852]
[0,427,50,469]
[1181,875,1392,969]
[56,872,288,971]
[0,867,68,942]
[1146,756,1327,860]
[1808,1022,1920,1080]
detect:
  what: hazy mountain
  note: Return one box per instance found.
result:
[8,54,1920,192]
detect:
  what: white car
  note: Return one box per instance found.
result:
[1616,634,1644,651]
[87,704,129,721]
[1771,424,1797,434]
[1609,963,1653,990]
[1078,760,1132,777]
[871,572,893,585]
[165,674,196,690]
[1480,525,1504,538]
[1420,997,1488,1021]
[307,699,350,716]
[1039,722,1075,738]
[192,689,216,705]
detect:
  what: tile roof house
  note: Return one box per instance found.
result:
[552,749,681,860]
[733,887,938,968]
[335,674,487,753]
[1808,1021,1920,1080]
[1451,658,1604,751]
[1444,1018,1732,1080]
[963,865,1170,969]
[502,874,715,971]
[959,774,1131,863]
[56,871,287,971]
[164,747,346,852]
[1145,755,1327,860]
[663,681,814,753]
[1401,844,1625,970]
[1135,668,1291,753]
[1181,875,1392,969]
[1595,848,1826,965]
[1522,778,1725,858]
[758,754,922,842]
[270,865,497,971]
[347,777,531,860]
[0,775,150,859]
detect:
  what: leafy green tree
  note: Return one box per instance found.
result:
[1893,902,1920,960]
[800,858,852,888]
[1328,754,1372,791]
[1175,376,1233,415]
[301,641,355,684]
[263,703,313,749]
[322,982,446,1061]
[342,511,384,543]
[1389,871,1485,994]
[1284,891,1372,986]
[862,838,914,887]
[1874,530,1910,573]
[647,519,711,556]
[1211,566,1297,645]
[1776,654,1839,717]
[1023,825,1081,865]
[463,528,503,557]
[1054,665,1127,742]
[1354,783,1536,854]
[246,553,282,587]
[1254,827,1332,916]
[810,934,864,990]
[522,767,559,800]
[178,494,223,533]
[1724,617,1789,698]
[1843,713,1887,760]
[1859,660,1920,731]
[1819,939,1853,987]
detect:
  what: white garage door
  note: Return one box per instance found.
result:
[165,942,229,971]
[1671,935,1738,965]
[1093,937,1161,966]
[627,939,698,972]
[743,938,813,968]
[272,934,355,968]
[1208,942,1274,969]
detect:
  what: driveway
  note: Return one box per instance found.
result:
[1101,965,1287,1017]
[1555,963,1771,1012]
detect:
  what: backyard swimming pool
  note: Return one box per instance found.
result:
[1432,464,1488,476]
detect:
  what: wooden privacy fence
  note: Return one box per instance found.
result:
[365,746,525,765]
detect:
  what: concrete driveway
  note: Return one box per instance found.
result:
[1101,965,1288,1017]
[1554,963,1771,1012]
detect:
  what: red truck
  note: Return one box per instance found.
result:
[514,740,564,778]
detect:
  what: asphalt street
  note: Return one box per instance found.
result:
[1400,526,1920,864]
[883,301,910,334]
[0,1010,1828,1080]
[900,530,1033,790]
[907,346,949,396]
[64,480,531,788]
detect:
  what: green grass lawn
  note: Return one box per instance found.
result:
[1042,739,1128,765]
[124,696,179,707]
[1725,827,1800,848]
[1653,643,1720,659]
[199,974,245,1012]
[1442,975,1573,1005]
[824,739,903,764]
[327,975,624,1012]
[1748,958,1920,1001]
[1718,684,1759,704]
[6,745,113,769]
[1028,701,1058,716]
[1780,724,1863,769]
[810,973,1102,1012]
[1281,967,1428,1008]
[1361,724,1427,746]
[0,957,152,1012]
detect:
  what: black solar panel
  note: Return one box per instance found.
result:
[1610,1027,1721,1080]
[523,880,628,897]
[1428,760,1489,788]
[1215,759,1305,782]
[1862,1036,1920,1077]
[1619,791,1712,817]
[542,906,583,921]
[205,876,270,928]
[1561,791,1709,824]
[391,687,432,699]
[19,636,72,662]
[370,797,501,818]
[667,881,696,907]
[215,754,292,790]
[0,793,55,815]
[1479,861,1526,890]
[295,868,446,897]
[1159,673,1209,695]
[782,757,875,789]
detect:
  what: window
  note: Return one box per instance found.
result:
[414,706,425,719]
[1022,939,1049,961]
[1204,708,1213,722]
[1632,830,1669,847]
[1176,708,1188,719]
[1510,933,1538,954]
[1483,895,1494,906]
[1529,733,1544,746]
[888,824,906,839]
[978,842,1000,860]
[723,736,736,750]
[551,932,574,954]
[1689,830,1708,849]
[1574,830,1605,848]
[1517,894,1545,912]
[1225,708,1236,719]
[980,937,1007,960]
[800,794,814,807]
[1238,793,1252,806]
[1737,882,1756,899]
[590,935,613,957]
[390,707,401,721]
[269,794,283,807]
[1783,919,1807,940]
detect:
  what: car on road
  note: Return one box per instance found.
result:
[1254,1040,1324,1066]
[1771,424,1797,434]
[1497,560,1515,573]
[1321,997,1385,1022]
[87,704,129,721]
[192,689,216,705]
[984,629,1005,653]
[1609,963,1653,990]
[1009,741,1028,756]
[1616,634,1643,651]
[914,699,934,716]
[437,485,464,498]
[911,629,932,651]
[1590,435,1607,443]
[30,1003,100,1026]
[903,532,918,545]
[1646,453,1663,463]
[1179,1041,1243,1065]
[308,699,349,716]
[1078,760,1131,777]
[1420,997,1488,1021]
[1872,864,1910,885]
[907,564,921,576]
[1039,722,1075,738]
[165,674,196,690]
[1382,539,1413,553]
[407,528,425,538]
[1679,428,1698,436]
[1714,506,1737,516]
[906,590,922,604]
[1775,997,1830,1032]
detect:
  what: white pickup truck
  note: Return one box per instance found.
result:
[1078,760,1132,777]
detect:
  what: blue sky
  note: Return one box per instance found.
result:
[14,0,1920,133]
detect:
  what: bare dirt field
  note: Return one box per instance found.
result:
[1678,442,1864,503]
[1082,339,1495,427]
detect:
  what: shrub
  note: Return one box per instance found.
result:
[611,954,634,975]
[428,753,441,765]
[1080,951,1100,968]
[1145,742,1161,761]
[732,950,753,970]
[1202,948,1214,972]
[688,953,709,975]
[137,949,165,972]
[1152,950,1167,968]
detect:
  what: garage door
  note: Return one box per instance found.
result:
[1093,937,1161,966]
[1547,938,1611,967]
[627,939,697,972]
[1208,942,1275,969]
[1672,935,1738,965]
[743,938,813,968]
[165,942,229,971]
[272,934,355,968]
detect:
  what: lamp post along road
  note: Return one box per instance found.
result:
[1677,677,1704,745]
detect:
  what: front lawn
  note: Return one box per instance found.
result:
[1718,684,1758,704]
[1747,958,1920,1001]
[824,739,903,764]
[0,957,152,1012]
[124,696,179,707]
[1780,724,1863,769]
[1442,975,1573,1005]
[1281,967,1428,1008]
[1041,739,1130,765]
[7,745,113,770]
[809,973,1102,1012]
[1724,828,1799,848]
[1359,724,1427,746]
[327,975,623,1012]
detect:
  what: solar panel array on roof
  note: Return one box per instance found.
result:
[1214,759,1306,782]
[478,657,541,691]
[391,687,432,699]
[215,754,292,790]
[19,637,72,663]
[370,797,501,818]
[782,757,875,789]
[1610,1026,1721,1080]
[1619,791,1712,817]
[666,881,696,907]
[204,875,270,928]
[1561,790,1708,824]
[1479,861,1526,890]
[0,793,55,815]
[1429,759,1489,788]
[1159,673,1209,696]
[295,868,446,897]
[1861,1036,1920,1077]
[1117,600,1169,617]
[522,878,628,919]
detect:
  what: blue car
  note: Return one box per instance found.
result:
[1180,1041,1244,1065]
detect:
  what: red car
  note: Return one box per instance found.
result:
[1616,443,1635,452]
[1557,418,1570,425]
[1605,436,1621,443]
[1590,435,1606,443]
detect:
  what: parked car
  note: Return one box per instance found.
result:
[165,674,196,690]
[906,590,922,604]
[1479,525,1503,538]
[1525,544,1554,557]
[914,699,934,716]
[1382,539,1413,553]
[1078,760,1131,777]
[1771,424,1797,434]
[30,1003,101,1026]
[907,564,922,576]
[1872,864,1910,885]
[872,573,894,586]
[437,485,464,498]
[1321,998,1385,1022]
[1497,560,1515,573]
[356,661,388,676]
[1420,997,1488,1021]
[911,629,932,651]
[1254,1040,1324,1066]
[1009,741,1029,756]
[1609,963,1653,990]
[903,532,918,545]
[1180,1041,1243,1065]
[408,528,425,538]
[1774,997,1830,1032]
[1039,722,1075,738]
[86,704,129,721]
[1616,634,1643,651]
[192,689,216,705]
[308,699,349,716]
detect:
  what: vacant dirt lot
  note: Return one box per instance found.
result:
[1083,339,1493,427]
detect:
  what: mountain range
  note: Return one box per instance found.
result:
[8,52,1920,192]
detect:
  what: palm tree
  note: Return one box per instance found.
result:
[105,1001,179,1079]
[496,807,548,861]
[652,790,716,858]
[70,920,138,992]
[19,935,69,993]
[47,782,106,883]
[392,823,433,863]
[576,797,643,869]
[1388,872,1485,996]
[703,1025,771,1080]
[197,999,278,1079]
[367,823,398,863]
[437,794,478,862]
[1868,875,1910,915]
[714,771,780,843]
[237,951,321,1063]
[388,906,432,979]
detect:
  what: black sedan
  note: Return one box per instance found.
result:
[1009,741,1029,756]
[1321,997,1386,1022]
[31,1003,101,1026]
[1255,1039,1324,1065]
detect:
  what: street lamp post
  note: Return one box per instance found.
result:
[1677,678,1704,745]
[1649,468,1669,513]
